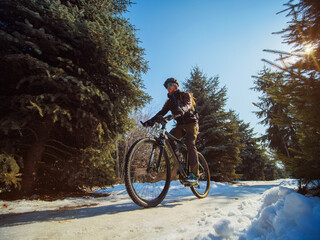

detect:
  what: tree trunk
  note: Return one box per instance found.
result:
[119,140,129,179]
[21,118,52,195]
[115,137,120,178]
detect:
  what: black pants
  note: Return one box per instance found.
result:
[170,122,199,178]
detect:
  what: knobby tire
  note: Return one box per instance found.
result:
[190,152,210,198]
[124,138,171,208]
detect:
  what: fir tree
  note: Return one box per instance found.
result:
[235,117,266,181]
[252,68,299,161]
[253,0,320,189]
[0,0,150,195]
[184,66,241,181]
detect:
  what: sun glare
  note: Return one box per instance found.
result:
[304,44,315,54]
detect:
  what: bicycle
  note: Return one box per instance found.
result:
[124,114,210,208]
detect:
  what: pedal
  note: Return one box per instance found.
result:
[182,180,199,187]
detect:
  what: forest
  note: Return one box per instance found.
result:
[0,0,319,198]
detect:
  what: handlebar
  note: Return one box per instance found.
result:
[140,114,177,128]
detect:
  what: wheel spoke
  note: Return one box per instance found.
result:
[125,138,171,207]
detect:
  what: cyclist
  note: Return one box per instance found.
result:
[143,78,199,185]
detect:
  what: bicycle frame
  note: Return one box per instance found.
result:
[151,120,189,179]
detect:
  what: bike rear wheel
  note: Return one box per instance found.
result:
[190,152,210,198]
[124,138,171,208]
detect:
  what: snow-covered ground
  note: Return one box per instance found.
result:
[0,179,319,239]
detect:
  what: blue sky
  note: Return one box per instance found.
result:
[125,0,291,135]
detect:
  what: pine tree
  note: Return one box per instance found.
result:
[220,110,242,181]
[235,117,266,180]
[252,68,299,160]
[184,66,241,181]
[253,0,320,189]
[283,0,320,184]
[0,0,150,195]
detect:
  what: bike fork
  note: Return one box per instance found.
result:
[148,139,165,173]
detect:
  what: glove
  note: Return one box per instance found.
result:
[141,119,154,127]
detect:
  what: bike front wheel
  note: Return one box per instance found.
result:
[124,138,171,208]
[190,152,210,198]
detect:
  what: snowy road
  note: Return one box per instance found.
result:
[1,179,319,239]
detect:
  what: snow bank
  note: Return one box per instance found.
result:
[0,185,128,215]
[246,186,320,240]
[193,180,320,240]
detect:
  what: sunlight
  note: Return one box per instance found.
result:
[282,55,299,66]
[278,43,316,67]
[304,43,315,54]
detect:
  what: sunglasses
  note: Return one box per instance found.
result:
[165,83,174,88]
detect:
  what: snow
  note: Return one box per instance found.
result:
[246,186,320,240]
[1,179,320,240]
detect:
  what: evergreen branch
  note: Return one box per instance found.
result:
[261,58,300,78]
[42,151,64,162]
[44,144,74,156]
[263,49,294,56]
[47,139,81,153]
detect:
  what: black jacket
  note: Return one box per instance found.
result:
[151,90,198,125]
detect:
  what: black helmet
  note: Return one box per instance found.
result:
[163,77,179,88]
